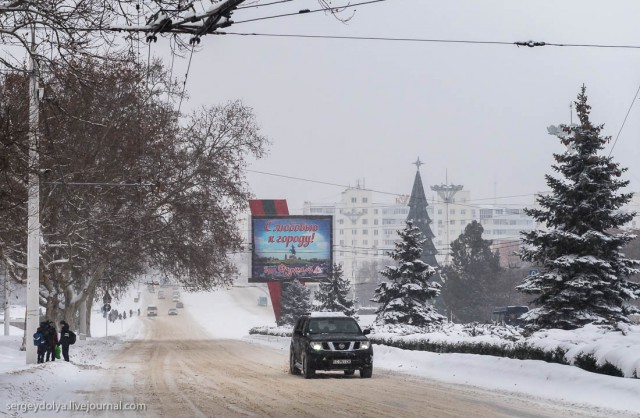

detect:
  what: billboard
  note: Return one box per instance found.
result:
[250,216,333,282]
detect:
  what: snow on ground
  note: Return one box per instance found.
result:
[372,346,640,415]
[0,290,146,417]
[527,324,640,377]
[181,285,275,338]
[2,285,640,416]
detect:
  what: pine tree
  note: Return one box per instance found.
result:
[278,280,312,326]
[372,220,445,328]
[314,263,357,317]
[441,221,504,323]
[517,86,640,330]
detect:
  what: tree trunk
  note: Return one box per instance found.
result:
[85,287,95,337]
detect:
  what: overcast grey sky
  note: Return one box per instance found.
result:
[166,0,640,213]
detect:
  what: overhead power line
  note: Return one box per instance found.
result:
[245,169,544,207]
[609,81,640,157]
[216,32,640,50]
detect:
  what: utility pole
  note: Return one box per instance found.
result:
[25,24,41,364]
[3,262,9,336]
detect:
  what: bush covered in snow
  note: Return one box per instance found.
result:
[249,320,640,379]
[248,325,292,337]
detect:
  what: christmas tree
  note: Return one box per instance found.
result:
[407,159,439,267]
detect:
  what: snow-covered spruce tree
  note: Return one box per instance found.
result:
[313,263,357,318]
[517,86,640,330]
[278,280,312,326]
[372,220,445,329]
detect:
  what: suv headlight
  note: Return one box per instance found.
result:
[310,342,323,351]
[360,341,370,350]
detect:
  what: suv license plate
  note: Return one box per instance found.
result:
[333,359,351,365]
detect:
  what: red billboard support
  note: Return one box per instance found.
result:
[248,199,289,322]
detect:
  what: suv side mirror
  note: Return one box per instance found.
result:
[362,328,371,335]
[293,329,303,336]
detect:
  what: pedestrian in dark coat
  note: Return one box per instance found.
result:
[59,320,71,362]
[36,321,48,364]
[45,321,58,362]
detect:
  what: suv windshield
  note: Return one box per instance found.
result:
[308,317,361,334]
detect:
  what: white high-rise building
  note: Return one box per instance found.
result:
[622,194,640,230]
[430,189,474,262]
[303,183,406,285]
[302,182,553,276]
[303,182,481,281]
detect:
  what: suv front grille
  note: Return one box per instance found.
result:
[324,341,360,351]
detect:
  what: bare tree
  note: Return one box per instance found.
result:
[0,57,269,327]
[0,0,358,72]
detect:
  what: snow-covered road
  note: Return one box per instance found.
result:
[72,287,615,417]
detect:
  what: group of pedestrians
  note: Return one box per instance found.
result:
[35,320,74,363]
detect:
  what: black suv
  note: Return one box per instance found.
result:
[289,313,373,379]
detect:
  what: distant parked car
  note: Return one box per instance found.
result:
[491,306,529,326]
[168,308,178,316]
[157,290,165,299]
[146,305,158,317]
[176,301,184,308]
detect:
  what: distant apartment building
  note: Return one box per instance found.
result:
[303,183,406,284]
[479,207,535,239]
[622,194,640,230]
[480,206,536,267]
[302,183,552,275]
[303,183,481,280]
[255,186,640,281]
[430,189,474,262]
